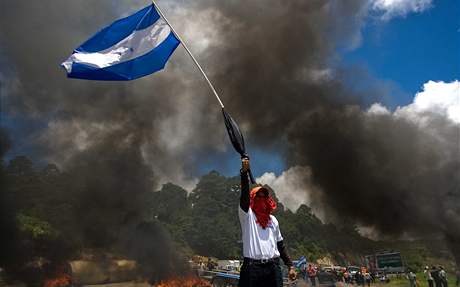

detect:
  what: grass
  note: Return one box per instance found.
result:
[374,273,458,287]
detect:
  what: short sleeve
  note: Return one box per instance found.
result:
[273,216,283,242]
[239,205,249,224]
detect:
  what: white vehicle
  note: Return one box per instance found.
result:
[217,260,240,272]
[347,265,361,281]
[347,266,360,275]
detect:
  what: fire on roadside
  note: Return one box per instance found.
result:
[156,276,212,287]
[43,273,71,287]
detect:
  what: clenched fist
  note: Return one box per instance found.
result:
[242,158,250,172]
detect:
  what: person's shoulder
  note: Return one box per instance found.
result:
[239,206,249,217]
[239,206,254,215]
[270,214,279,224]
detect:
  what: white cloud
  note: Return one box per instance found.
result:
[370,0,433,20]
[394,80,460,125]
[366,80,460,126]
[367,102,391,115]
[256,166,325,219]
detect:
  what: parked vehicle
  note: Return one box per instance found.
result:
[347,266,360,282]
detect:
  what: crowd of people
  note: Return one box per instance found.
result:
[297,264,376,286]
[295,263,460,287]
[421,266,459,287]
[408,265,459,287]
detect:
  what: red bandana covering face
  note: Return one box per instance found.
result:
[250,186,277,229]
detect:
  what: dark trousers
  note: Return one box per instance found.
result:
[238,260,283,287]
[429,280,434,287]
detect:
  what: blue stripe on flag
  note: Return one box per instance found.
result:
[77,5,160,53]
[67,32,180,81]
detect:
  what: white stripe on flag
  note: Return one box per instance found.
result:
[62,18,171,73]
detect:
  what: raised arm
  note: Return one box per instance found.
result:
[240,158,250,212]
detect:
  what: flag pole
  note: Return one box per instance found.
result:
[151,0,225,109]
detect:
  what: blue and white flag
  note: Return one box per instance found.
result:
[295,256,307,268]
[61,5,180,81]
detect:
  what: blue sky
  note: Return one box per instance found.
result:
[196,145,287,178]
[344,0,459,107]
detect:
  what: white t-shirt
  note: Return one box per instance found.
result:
[239,206,283,259]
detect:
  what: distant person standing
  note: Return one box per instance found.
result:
[364,271,372,287]
[344,269,350,284]
[407,270,417,287]
[425,266,434,287]
[300,263,308,282]
[356,271,365,287]
[432,266,442,287]
[337,268,345,283]
[308,264,318,287]
[439,266,448,287]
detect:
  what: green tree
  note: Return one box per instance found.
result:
[146,183,193,254]
[186,171,241,258]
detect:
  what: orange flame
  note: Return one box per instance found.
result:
[43,274,71,287]
[156,276,212,287]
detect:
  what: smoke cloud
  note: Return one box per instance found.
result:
[257,166,326,219]
[1,0,458,266]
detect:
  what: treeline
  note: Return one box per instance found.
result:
[0,156,454,280]
[0,156,371,263]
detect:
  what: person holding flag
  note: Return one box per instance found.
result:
[62,7,295,286]
[238,158,296,287]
